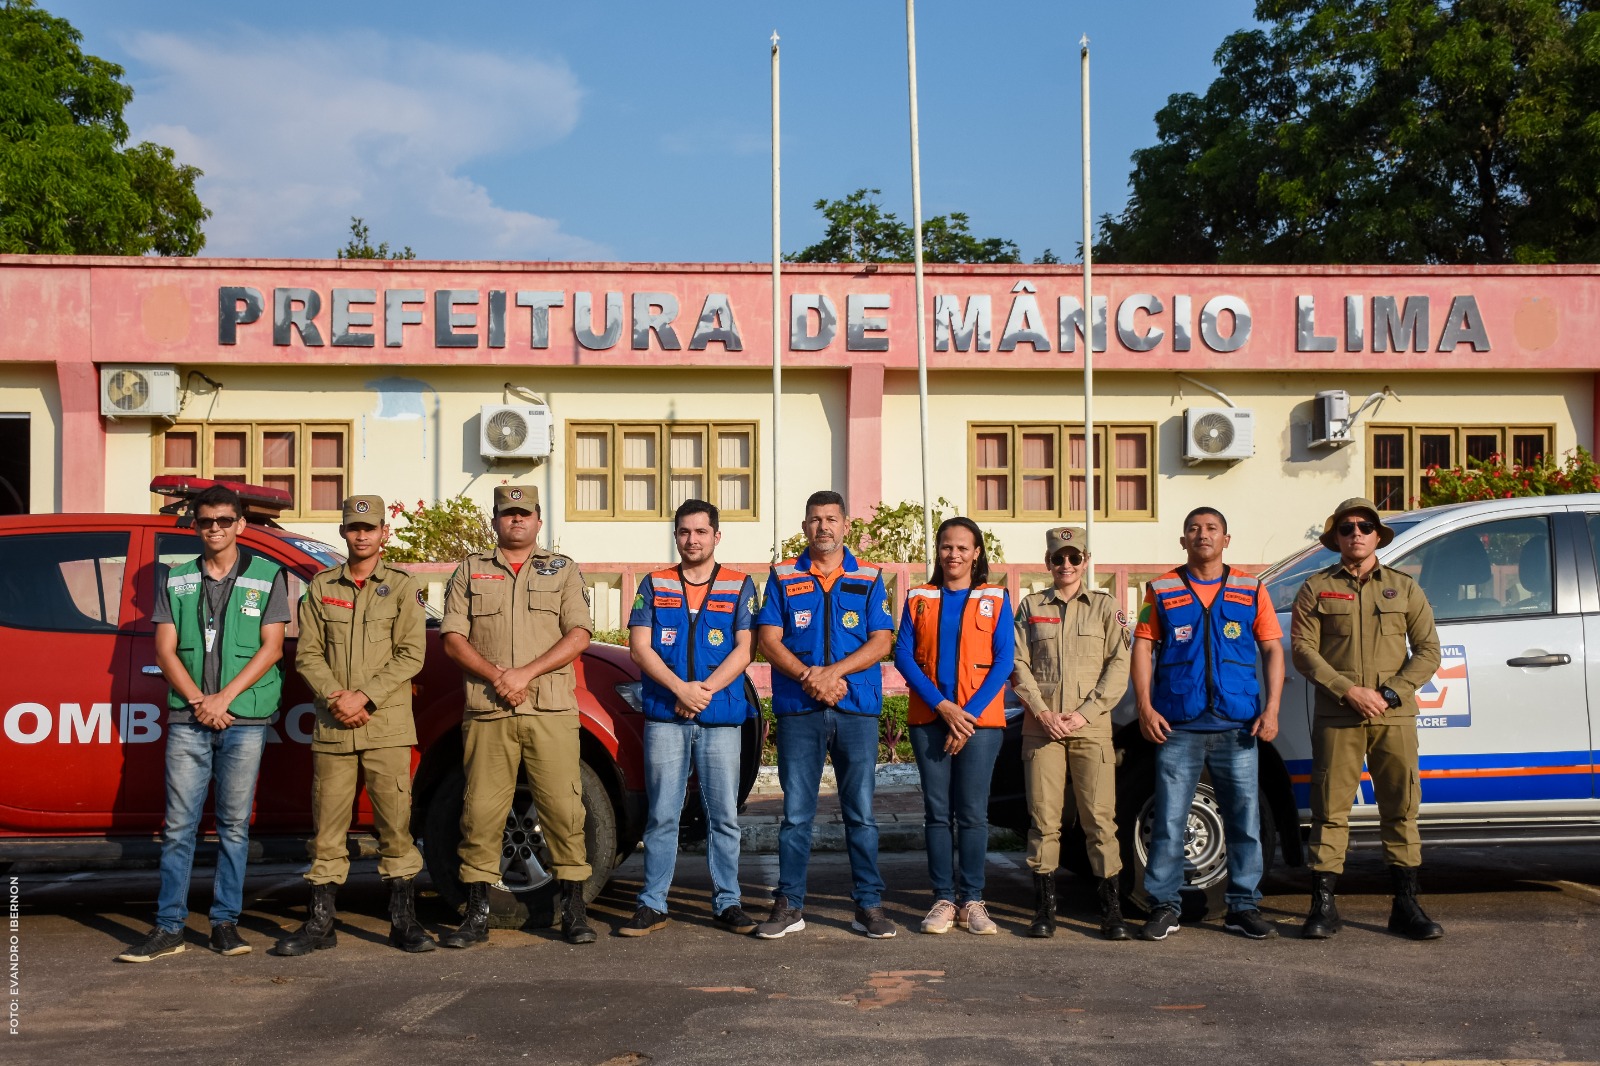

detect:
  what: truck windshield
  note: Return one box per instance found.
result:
[1259,516,1421,610]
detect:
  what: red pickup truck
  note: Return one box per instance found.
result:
[0,480,761,917]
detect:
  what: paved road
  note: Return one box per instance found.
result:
[9,845,1600,1065]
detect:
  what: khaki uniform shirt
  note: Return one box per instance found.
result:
[296,559,427,753]
[1011,586,1130,739]
[441,547,593,719]
[1290,561,1442,724]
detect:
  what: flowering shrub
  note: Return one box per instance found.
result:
[382,497,496,563]
[1418,447,1600,506]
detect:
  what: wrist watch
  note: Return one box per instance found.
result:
[1380,686,1402,709]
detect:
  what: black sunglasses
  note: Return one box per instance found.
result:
[1337,520,1377,537]
[194,515,239,530]
[1050,548,1086,567]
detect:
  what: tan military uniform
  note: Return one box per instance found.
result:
[1011,585,1131,878]
[295,557,427,884]
[441,544,594,884]
[1291,561,1441,872]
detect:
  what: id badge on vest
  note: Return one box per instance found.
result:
[204,622,217,654]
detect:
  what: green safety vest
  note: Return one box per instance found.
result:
[164,554,284,717]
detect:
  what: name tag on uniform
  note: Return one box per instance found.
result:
[1223,590,1254,606]
[471,573,505,581]
[240,606,260,617]
[321,596,355,609]
[1163,593,1194,609]
[654,594,683,608]
[1319,591,1355,600]
[706,600,734,613]
[1028,616,1060,624]
[784,579,817,596]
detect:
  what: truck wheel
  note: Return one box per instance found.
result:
[1117,758,1278,922]
[423,760,619,929]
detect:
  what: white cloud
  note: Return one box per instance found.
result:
[123,30,608,260]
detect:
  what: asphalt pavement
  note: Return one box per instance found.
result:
[8,842,1600,1065]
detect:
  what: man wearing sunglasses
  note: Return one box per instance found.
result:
[1011,526,1132,940]
[1291,497,1443,941]
[119,484,290,963]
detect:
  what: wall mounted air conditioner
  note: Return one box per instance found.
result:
[100,364,180,418]
[1183,407,1254,464]
[479,404,553,461]
[1309,389,1352,447]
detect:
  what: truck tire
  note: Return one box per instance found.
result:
[423,759,619,929]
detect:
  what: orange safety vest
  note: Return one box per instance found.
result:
[905,582,1007,728]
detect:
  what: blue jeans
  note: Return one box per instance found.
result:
[1143,727,1263,913]
[911,723,1003,906]
[775,709,884,909]
[639,718,743,914]
[156,721,269,930]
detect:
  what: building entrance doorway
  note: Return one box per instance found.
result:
[0,415,30,514]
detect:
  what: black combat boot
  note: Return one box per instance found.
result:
[1098,876,1132,941]
[1387,865,1444,940]
[274,882,337,956]
[1027,873,1056,938]
[1301,871,1342,939]
[440,881,490,949]
[386,877,437,953]
[560,880,596,945]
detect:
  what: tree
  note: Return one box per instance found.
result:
[337,216,416,260]
[0,0,209,255]
[787,188,1021,263]
[1097,0,1600,265]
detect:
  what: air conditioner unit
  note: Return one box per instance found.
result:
[1309,389,1352,447]
[1183,407,1254,464]
[479,403,553,461]
[100,364,180,418]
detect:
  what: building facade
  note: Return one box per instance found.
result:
[2,256,1594,578]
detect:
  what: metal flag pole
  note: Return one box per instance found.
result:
[770,30,783,563]
[906,0,934,570]
[1080,35,1096,589]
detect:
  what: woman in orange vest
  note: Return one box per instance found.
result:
[894,516,1015,935]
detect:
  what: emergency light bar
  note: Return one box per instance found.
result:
[149,475,291,521]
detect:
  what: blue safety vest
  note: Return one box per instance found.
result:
[767,548,884,717]
[641,566,753,726]
[1149,567,1261,724]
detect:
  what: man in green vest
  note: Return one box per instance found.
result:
[118,484,290,963]
[276,495,433,956]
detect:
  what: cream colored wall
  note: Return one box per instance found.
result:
[101,364,846,568]
[881,369,1591,567]
[0,364,58,513]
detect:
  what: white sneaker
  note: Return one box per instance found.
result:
[958,900,999,935]
[921,899,958,934]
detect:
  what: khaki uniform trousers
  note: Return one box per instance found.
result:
[1022,733,1121,878]
[459,713,591,884]
[307,745,424,884]
[1309,717,1422,873]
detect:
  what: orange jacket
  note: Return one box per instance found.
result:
[904,582,1008,728]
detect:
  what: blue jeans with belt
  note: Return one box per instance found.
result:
[156,721,269,931]
[1143,726,1263,913]
[774,709,884,909]
[911,722,1003,905]
[639,718,744,915]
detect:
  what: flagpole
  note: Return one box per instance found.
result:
[1080,35,1096,589]
[906,0,934,569]
[770,30,783,562]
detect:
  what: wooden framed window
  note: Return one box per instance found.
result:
[568,421,758,520]
[971,422,1156,521]
[1365,424,1555,513]
[152,422,351,521]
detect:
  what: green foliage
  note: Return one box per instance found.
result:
[779,497,1005,564]
[338,216,416,260]
[589,627,628,646]
[1098,0,1600,265]
[759,695,912,765]
[382,496,495,563]
[1419,446,1600,506]
[787,188,1021,264]
[0,0,209,255]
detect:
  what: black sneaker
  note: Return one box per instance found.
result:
[754,897,805,940]
[1224,909,1280,940]
[618,905,669,937]
[1140,906,1181,941]
[210,922,251,956]
[116,927,186,963]
[714,905,757,935]
[851,906,898,939]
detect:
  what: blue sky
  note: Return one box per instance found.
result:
[50,0,1262,263]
